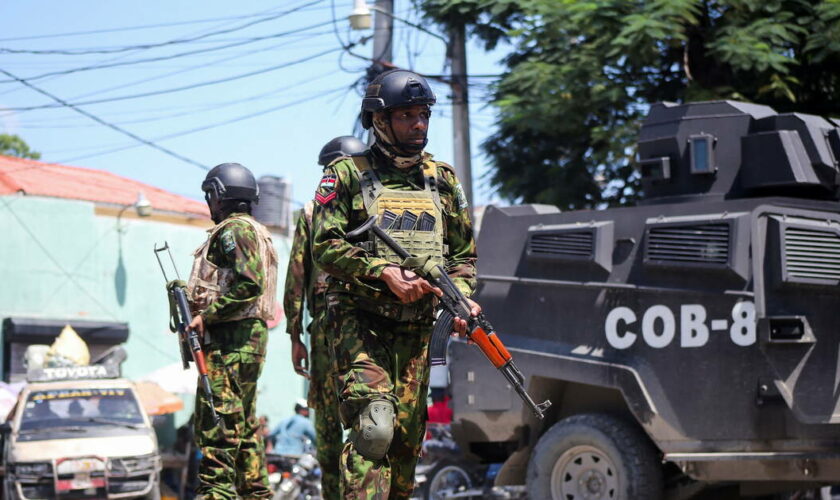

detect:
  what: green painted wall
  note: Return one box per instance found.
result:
[0,194,302,426]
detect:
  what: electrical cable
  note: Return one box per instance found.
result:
[0,67,209,170]
[66,32,337,102]
[3,46,345,112]
[57,85,350,164]
[0,20,338,85]
[0,3,329,42]
[19,70,338,130]
[0,0,324,55]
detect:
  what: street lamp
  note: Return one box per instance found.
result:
[117,191,153,230]
[349,0,372,30]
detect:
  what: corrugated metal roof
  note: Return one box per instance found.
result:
[0,154,209,217]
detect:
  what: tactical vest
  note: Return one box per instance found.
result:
[187,214,278,323]
[302,200,329,312]
[351,155,446,269]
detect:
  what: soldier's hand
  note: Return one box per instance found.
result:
[166,279,187,293]
[291,337,310,379]
[380,265,443,304]
[453,298,481,338]
[188,314,205,336]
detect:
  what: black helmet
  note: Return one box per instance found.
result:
[361,69,436,129]
[202,163,259,204]
[318,136,367,166]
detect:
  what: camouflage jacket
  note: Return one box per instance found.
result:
[201,213,269,324]
[311,149,477,303]
[283,201,329,337]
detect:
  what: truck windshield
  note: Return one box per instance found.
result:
[20,388,144,431]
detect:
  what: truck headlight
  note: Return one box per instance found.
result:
[15,462,52,477]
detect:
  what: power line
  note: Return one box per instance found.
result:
[0,67,209,170]
[0,20,338,85]
[58,85,350,164]
[65,33,337,102]
[3,46,345,112]
[0,0,324,55]
[20,70,339,130]
[0,3,329,42]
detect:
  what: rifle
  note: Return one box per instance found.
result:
[347,216,552,419]
[154,242,221,426]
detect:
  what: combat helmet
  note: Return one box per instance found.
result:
[360,69,436,130]
[201,162,260,205]
[318,135,367,166]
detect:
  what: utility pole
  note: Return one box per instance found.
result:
[372,0,394,65]
[367,0,394,144]
[450,22,473,211]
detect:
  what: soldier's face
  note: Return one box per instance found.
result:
[388,105,430,148]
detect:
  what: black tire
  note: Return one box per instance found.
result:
[422,461,473,500]
[527,413,663,500]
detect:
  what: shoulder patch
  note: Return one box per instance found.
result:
[315,173,338,205]
[220,230,237,254]
[454,181,469,210]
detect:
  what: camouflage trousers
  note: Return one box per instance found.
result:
[195,323,271,500]
[308,309,343,500]
[327,294,432,500]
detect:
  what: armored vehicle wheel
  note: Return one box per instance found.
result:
[527,413,663,500]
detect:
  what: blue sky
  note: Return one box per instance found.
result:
[0,0,507,207]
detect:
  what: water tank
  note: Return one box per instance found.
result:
[252,176,292,234]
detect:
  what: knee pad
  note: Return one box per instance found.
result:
[351,400,395,460]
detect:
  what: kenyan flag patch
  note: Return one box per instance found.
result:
[315,174,338,205]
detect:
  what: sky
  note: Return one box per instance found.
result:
[0,0,508,209]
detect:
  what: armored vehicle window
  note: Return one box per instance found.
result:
[689,134,715,174]
[646,223,729,265]
[767,215,840,285]
[526,221,613,272]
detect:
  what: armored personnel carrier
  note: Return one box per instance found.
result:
[450,100,840,499]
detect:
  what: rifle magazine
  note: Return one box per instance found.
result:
[430,309,455,365]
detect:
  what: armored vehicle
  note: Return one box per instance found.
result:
[450,100,840,499]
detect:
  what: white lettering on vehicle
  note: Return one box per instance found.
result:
[604,301,756,349]
[41,365,107,380]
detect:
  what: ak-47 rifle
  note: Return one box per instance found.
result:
[347,216,552,419]
[154,243,221,426]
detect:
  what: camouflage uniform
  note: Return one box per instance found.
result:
[312,148,477,499]
[283,200,343,499]
[190,213,275,500]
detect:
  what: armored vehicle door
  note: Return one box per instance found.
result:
[752,204,840,424]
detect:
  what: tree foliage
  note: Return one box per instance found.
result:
[0,133,41,160]
[420,0,840,209]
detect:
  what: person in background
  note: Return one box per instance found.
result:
[283,135,367,499]
[271,400,317,455]
[426,388,452,425]
[258,415,273,453]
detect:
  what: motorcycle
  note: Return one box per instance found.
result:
[267,452,322,500]
[415,424,481,500]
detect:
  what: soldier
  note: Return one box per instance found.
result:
[284,135,367,499]
[311,69,479,499]
[182,162,279,499]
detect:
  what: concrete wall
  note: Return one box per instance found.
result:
[0,194,302,426]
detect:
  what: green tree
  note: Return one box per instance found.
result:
[0,133,41,160]
[420,0,840,209]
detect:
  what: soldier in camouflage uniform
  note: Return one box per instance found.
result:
[183,162,279,499]
[311,70,479,499]
[284,136,367,499]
